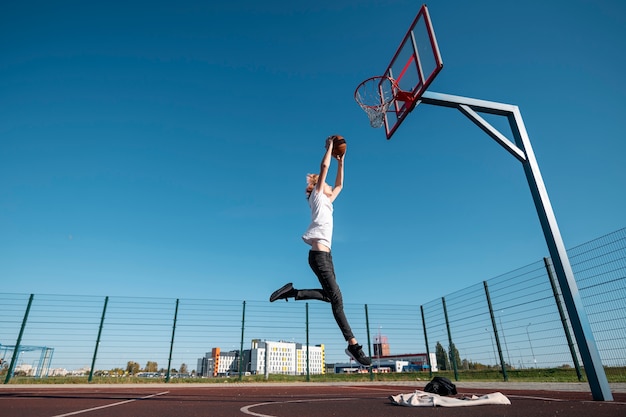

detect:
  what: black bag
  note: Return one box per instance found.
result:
[424,376,457,396]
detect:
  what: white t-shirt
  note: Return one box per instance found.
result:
[302,187,333,249]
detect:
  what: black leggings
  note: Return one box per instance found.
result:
[295,250,355,342]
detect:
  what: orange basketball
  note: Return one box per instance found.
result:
[331,135,347,157]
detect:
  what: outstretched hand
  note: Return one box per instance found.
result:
[325,136,335,150]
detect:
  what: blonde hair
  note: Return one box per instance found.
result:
[305,173,319,197]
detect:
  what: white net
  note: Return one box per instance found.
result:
[355,76,396,128]
[363,107,386,128]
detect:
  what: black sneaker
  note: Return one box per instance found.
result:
[269,282,295,302]
[345,343,372,366]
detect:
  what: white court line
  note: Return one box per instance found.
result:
[240,401,278,417]
[343,386,401,391]
[241,397,352,417]
[507,394,567,402]
[508,394,626,405]
[49,391,169,417]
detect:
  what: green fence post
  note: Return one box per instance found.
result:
[484,281,508,381]
[4,294,34,384]
[441,297,459,381]
[238,301,246,381]
[420,305,433,378]
[544,257,584,381]
[165,298,180,383]
[364,304,373,381]
[88,296,109,382]
[306,302,310,382]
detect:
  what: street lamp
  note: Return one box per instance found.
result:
[377,326,382,369]
[525,323,536,367]
[498,311,512,368]
[485,328,497,365]
[514,346,524,369]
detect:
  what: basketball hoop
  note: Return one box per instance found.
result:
[355,76,413,129]
[354,76,396,128]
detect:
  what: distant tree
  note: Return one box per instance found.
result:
[145,361,158,372]
[435,342,450,371]
[110,367,124,377]
[465,360,488,370]
[449,342,462,370]
[126,361,140,375]
[179,363,188,374]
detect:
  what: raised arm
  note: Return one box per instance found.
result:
[315,137,335,193]
[328,153,344,203]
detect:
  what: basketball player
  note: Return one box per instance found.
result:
[270,135,371,367]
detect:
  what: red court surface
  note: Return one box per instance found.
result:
[1,382,625,417]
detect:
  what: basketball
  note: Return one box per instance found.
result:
[331,135,347,157]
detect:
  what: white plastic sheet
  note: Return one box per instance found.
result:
[389,390,511,407]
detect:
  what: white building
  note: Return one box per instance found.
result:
[296,344,324,375]
[196,340,325,377]
[249,339,325,376]
[197,348,239,377]
[14,363,33,375]
[49,368,69,376]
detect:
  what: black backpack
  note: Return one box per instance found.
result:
[424,376,457,396]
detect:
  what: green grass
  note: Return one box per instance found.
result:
[4,367,626,385]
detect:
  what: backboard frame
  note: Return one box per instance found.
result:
[381,4,444,139]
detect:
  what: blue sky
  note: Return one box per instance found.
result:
[2,0,624,306]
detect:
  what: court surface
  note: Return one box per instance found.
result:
[1,381,625,417]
